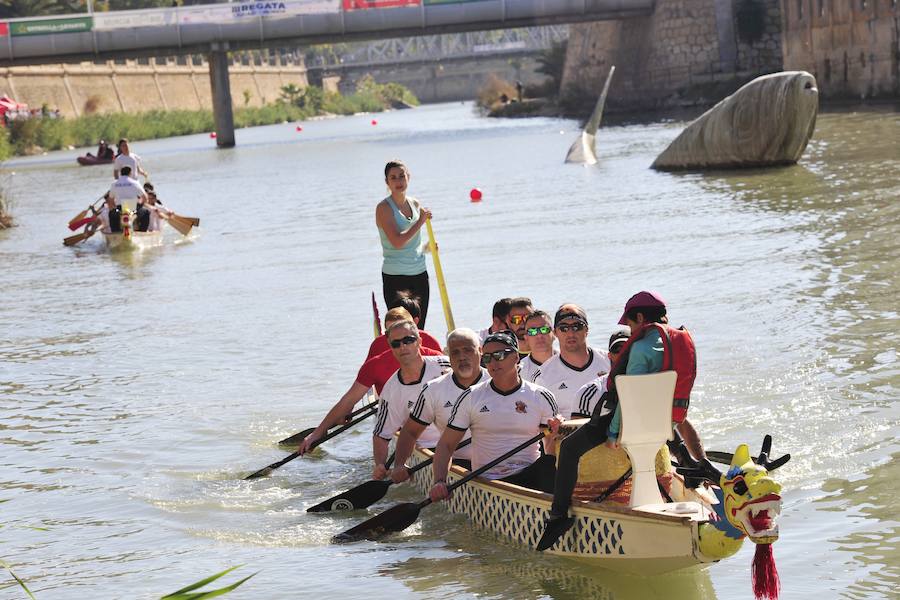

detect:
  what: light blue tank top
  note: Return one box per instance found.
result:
[379,196,426,276]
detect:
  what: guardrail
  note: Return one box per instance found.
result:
[0,0,654,65]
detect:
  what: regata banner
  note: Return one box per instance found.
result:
[342,0,421,10]
[10,16,92,36]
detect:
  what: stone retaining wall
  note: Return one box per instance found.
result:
[0,58,308,117]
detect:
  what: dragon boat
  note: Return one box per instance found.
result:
[404,372,789,597]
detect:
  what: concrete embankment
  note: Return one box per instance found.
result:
[1,57,309,117]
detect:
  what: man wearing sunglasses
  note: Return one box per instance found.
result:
[504,297,534,357]
[535,305,611,418]
[520,310,557,383]
[372,320,450,480]
[428,331,562,502]
[390,328,486,482]
[297,312,443,457]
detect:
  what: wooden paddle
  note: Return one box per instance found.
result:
[277,400,378,447]
[425,219,455,331]
[333,431,545,543]
[245,406,378,480]
[63,218,101,246]
[307,438,473,513]
[68,196,104,230]
[165,213,193,236]
[371,291,382,338]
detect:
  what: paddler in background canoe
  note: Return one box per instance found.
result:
[536,291,703,551]
[108,166,148,228]
[297,309,445,456]
[390,327,486,482]
[371,320,450,480]
[429,331,562,501]
[535,304,611,418]
[376,159,433,328]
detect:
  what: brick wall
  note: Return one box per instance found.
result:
[561,0,784,111]
[781,0,899,99]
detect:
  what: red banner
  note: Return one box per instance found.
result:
[343,0,420,9]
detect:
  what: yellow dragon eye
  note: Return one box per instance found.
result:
[733,480,748,496]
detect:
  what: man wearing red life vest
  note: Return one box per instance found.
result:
[536,291,703,551]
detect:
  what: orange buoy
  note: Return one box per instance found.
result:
[469,188,483,202]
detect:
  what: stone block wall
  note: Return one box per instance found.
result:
[561,0,784,111]
[0,59,308,117]
[781,0,899,99]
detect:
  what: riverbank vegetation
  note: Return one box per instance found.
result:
[0,77,418,159]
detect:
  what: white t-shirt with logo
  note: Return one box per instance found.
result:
[409,368,486,461]
[114,152,143,176]
[535,348,611,418]
[373,356,449,447]
[108,176,146,206]
[447,379,558,479]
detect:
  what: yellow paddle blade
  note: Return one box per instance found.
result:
[171,213,200,227]
[63,228,97,246]
[166,215,193,236]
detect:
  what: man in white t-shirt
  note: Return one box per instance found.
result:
[429,331,562,500]
[390,327,486,480]
[535,304,611,418]
[520,310,557,383]
[113,138,148,181]
[372,320,449,480]
[108,166,150,231]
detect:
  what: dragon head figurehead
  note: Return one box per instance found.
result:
[721,443,783,544]
[674,434,790,600]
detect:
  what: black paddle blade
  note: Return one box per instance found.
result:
[307,479,392,513]
[332,502,421,543]
[244,451,300,480]
[278,427,316,447]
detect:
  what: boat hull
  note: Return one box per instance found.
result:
[407,447,720,575]
[77,154,113,166]
[103,230,162,251]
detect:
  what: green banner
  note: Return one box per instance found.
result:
[11,16,93,37]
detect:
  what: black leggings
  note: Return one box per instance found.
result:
[135,204,151,232]
[549,408,613,516]
[500,454,557,494]
[382,271,430,328]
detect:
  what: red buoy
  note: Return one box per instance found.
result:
[371,119,378,126]
[469,188,483,202]
[209,132,217,139]
[296,125,303,132]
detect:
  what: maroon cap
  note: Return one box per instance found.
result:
[618,291,667,325]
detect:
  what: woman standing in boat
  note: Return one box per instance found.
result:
[376,160,432,327]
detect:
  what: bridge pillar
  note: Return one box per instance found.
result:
[208,49,235,148]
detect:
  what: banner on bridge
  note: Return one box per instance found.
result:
[342,0,421,9]
[93,0,339,30]
[10,16,92,36]
[94,11,177,31]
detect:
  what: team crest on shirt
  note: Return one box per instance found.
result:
[515,401,527,414]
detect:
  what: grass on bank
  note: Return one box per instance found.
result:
[0,77,419,159]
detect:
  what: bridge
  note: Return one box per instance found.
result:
[0,0,655,146]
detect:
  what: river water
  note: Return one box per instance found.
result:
[1,103,898,599]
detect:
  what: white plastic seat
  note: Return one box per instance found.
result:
[615,371,677,508]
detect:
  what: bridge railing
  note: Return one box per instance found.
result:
[0,0,654,64]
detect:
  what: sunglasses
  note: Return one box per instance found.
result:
[389,335,419,348]
[526,326,552,336]
[557,322,586,333]
[480,348,515,366]
[508,314,531,326]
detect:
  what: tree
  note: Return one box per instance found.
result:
[535,40,568,97]
[0,0,83,18]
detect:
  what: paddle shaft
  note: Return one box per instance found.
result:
[425,219,455,331]
[245,406,377,480]
[278,401,378,446]
[68,196,104,229]
[417,431,544,510]
[371,292,382,338]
